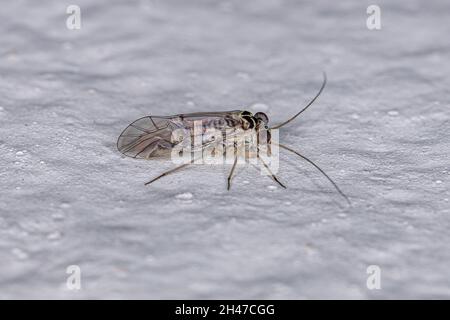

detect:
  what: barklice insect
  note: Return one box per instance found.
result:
[117,73,350,204]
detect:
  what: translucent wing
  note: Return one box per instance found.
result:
[117,116,177,158]
[117,111,243,159]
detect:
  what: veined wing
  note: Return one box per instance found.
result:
[117,111,243,159]
[117,115,177,158]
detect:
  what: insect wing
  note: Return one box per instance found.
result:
[117,111,243,159]
[117,116,177,158]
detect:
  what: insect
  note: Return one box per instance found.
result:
[117,73,350,204]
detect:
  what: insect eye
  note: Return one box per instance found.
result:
[242,116,255,129]
[254,112,269,125]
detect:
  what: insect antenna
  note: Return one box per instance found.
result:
[270,72,327,130]
[274,142,351,205]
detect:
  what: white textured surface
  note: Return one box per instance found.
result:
[0,0,449,299]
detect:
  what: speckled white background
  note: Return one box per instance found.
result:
[0,0,449,299]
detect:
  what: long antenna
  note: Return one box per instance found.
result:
[274,142,351,205]
[270,72,327,129]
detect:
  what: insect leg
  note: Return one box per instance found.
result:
[256,155,287,189]
[144,156,200,186]
[227,155,238,190]
[144,163,191,186]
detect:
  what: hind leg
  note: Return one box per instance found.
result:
[145,161,192,185]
